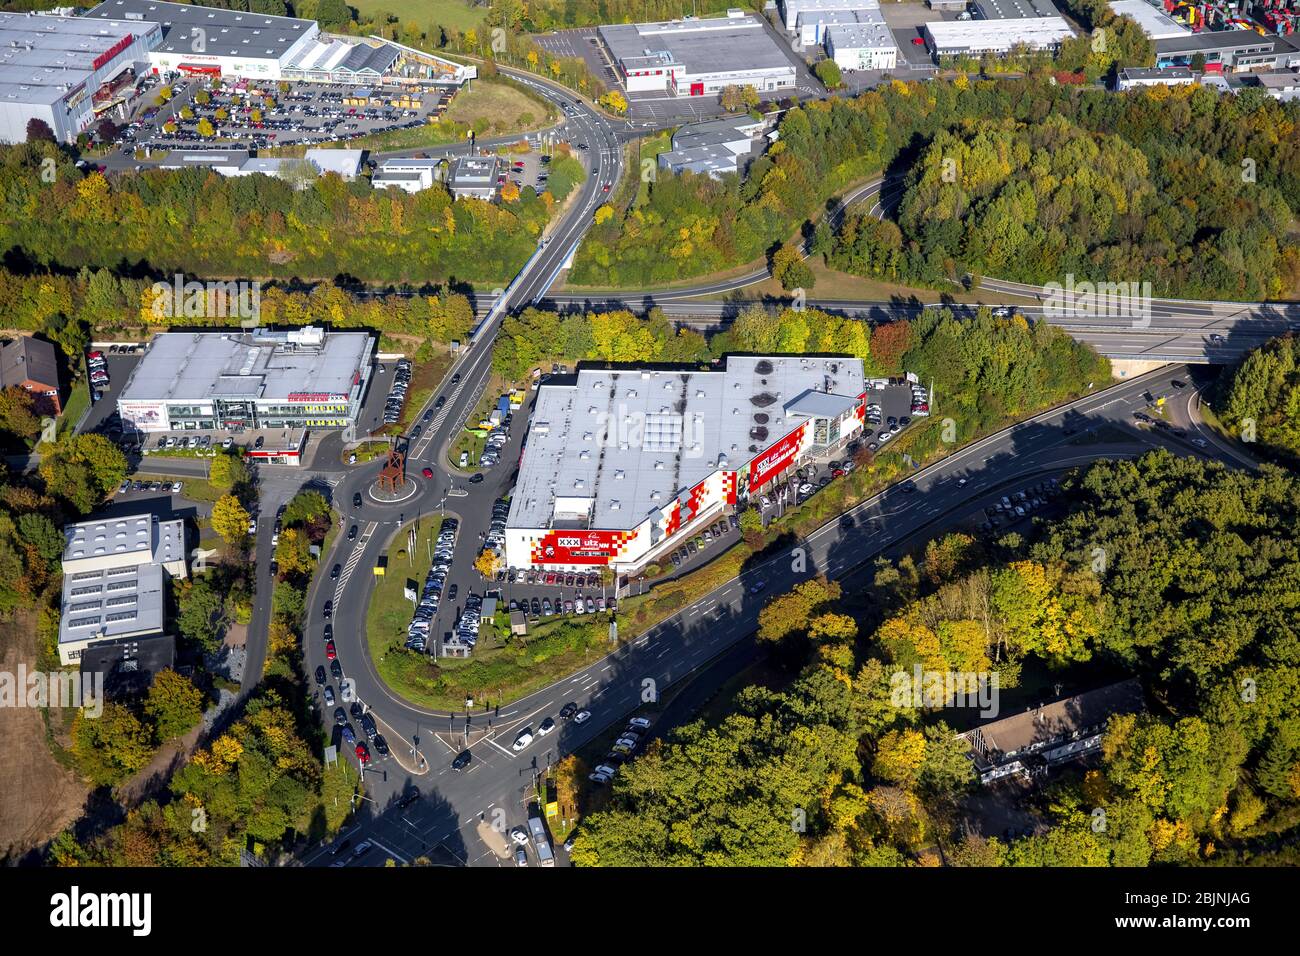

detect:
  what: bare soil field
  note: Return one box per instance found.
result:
[0,612,90,862]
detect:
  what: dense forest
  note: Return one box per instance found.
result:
[573,452,1300,866]
[1217,332,1300,463]
[576,77,1300,299]
[0,140,552,285]
[837,112,1298,300]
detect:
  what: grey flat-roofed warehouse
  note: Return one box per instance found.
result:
[0,11,162,143]
[601,18,792,77]
[120,326,368,404]
[600,13,796,97]
[86,0,313,60]
[508,355,865,532]
[973,0,1061,17]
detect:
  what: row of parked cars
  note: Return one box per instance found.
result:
[117,478,182,496]
[504,567,602,588]
[87,350,109,399]
[483,498,509,554]
[479,423,508,470]
[508,594,614,618]
[667,514,740,568]
[589,716,654,785]
[452,591,484,652]
[382,359,413,426]
[406,518,459,653]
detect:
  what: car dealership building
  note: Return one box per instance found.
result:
[504,355,867,573]
[117,326,374,434]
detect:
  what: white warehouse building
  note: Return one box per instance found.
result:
[924,17,1076,56]
[826,9,898,71]
[599,12,796,98]
[0,11,161,144]
[87,0,319,80]
[504,356,867,575]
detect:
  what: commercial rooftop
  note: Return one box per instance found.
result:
[119,326,370,404]
[0,11,159,105]
[508,355,865,531]
[285,34,399,77]
[59,512,185,651]
[826,8,895,49]
[972,0,1061,17]
[1119,66,1196,81]
[447,154,499,190]
[600,14,793,77]
[1106,0,1190,39]
[926,17,1076,51]
[780,0,880,28]
[86,0,314,60]
[659,114,768,176]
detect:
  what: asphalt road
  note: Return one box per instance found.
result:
[300,363,1250,867]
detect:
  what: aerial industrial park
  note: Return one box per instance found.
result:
[0,0,1295,933]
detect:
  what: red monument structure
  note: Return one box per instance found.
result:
[377,439,407,494]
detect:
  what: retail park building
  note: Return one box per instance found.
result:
[116,326,374,435]
[504,356,867,573]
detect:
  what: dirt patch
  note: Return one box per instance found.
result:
[0,612,91,861]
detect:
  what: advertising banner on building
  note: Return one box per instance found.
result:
[119,401,168,431]
[530,528,638,566]
[746,423,807,490]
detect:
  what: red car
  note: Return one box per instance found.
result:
[912,36,926,45]
[833,468,846,478]
[602,183,611,192]
[422,467,434,478]
[545,572,556,585]
[326,640,337,660]
[355,742,370,764]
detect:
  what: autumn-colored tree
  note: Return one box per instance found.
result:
[474,549,500,579]
[145,669,204,741]
[757,578,842,643]
[873,728,927,787]
[211,495,251,545]
[274,527,313,576]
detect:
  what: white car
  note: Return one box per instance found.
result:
[341,683,355,703]
[171,481,183,493]
[594,764,619,777]
[247,519,257,534]
[628,717,652,730]
[798,483,813,496]
[510,826,529,846]
[587,770,613,785]
[573,710,591,724]
[512,731,534,751]
[222,438,234,449]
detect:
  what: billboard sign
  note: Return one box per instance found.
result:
[747,423,807,490]
[532,528,635,565]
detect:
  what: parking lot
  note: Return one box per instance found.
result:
[115,77,456,155]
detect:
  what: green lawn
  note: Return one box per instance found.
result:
[351,0,488,32]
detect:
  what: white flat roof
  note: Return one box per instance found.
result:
[119,327,370,404]
[508,355,864,532]
[1108,0,1190,39]
[926,17,1075,49]
[60,512,184,647]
